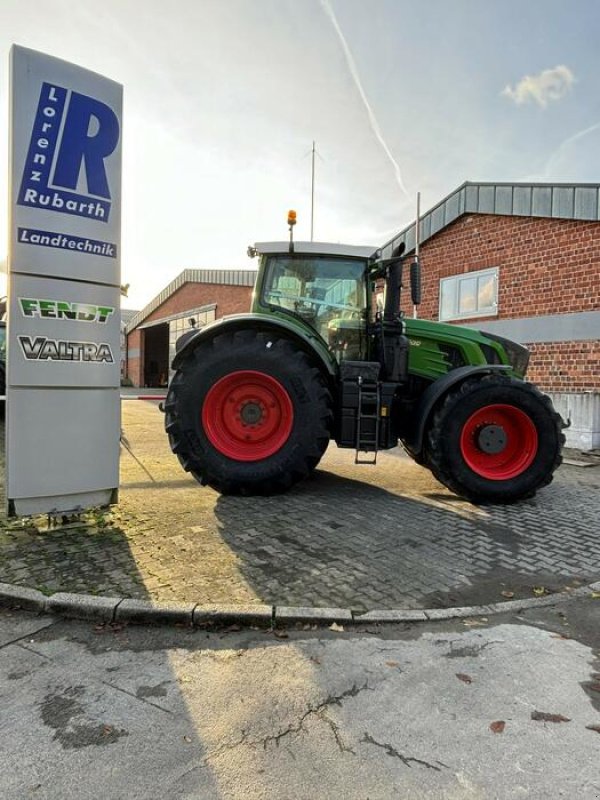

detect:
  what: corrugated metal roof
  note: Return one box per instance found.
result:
[381,182,600,259]
[120,308,139,323]
[126,269,257,333]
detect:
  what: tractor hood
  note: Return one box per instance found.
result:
[404,317,530,378]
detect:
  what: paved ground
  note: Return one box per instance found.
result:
[1,599,600,799]
[1,401,599,611]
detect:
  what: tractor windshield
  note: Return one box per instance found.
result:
[261,254,368,360]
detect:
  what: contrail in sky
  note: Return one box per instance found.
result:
[320,0,410,200]
[544,121,600,176]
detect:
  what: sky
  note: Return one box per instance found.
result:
[1,0,600,311]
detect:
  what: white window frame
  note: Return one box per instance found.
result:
[439,267,498,322]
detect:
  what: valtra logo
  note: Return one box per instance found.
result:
[18,82,119,223]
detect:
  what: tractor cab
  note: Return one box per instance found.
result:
[250,241,377,362]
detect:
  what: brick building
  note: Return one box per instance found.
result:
[126,181,598,448]
[125,269,256,388]
[382,181,599,449]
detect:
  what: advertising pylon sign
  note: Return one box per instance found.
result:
[6,46,123,516]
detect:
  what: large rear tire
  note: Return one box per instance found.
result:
[164,330,333,495]
[426,374,564,504]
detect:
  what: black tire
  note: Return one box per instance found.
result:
[164,329,333,495]
[400,440,427,466]
[426,374,564,504]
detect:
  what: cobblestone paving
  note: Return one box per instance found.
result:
[1,402,599,611]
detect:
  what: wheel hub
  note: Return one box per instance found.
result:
[240,401,263,426]
[202,370,294,461]
[476,424,507,454]
[459,403,539,481]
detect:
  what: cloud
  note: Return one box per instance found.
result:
[501,65,575,108]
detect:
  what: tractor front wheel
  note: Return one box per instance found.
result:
[164,330,332,494]
[426,374,564,504]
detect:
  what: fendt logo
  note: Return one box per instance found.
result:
[18,82,119,223]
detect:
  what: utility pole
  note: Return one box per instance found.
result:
[413,191,421,319]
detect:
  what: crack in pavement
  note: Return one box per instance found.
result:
[320,710,355,754]
[361,733,449,771]
[444,640,503,659]
[259,682,372,751]
[17,642,52,661]
[0,621,55,650]
[205,681,372,761]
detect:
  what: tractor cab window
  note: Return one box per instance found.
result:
[262,255,367,361]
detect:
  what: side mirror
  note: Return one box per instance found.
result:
[369,240,406,280]
[410,258,422,306]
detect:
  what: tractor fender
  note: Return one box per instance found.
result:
[171,313,338,379]
[404,365,512,455]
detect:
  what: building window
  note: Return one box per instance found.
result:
[439,267,498,321]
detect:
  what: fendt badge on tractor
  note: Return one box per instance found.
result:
[164,212,564,504]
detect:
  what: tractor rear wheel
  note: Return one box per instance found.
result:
[426,374,564,504]
[164,330,333,494]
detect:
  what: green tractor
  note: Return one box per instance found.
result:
[164,213,564,503]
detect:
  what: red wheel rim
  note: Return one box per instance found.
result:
[202,370,294,461]
[459,404,538,480]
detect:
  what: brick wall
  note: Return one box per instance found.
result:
[526,341,600,393]
[400,214,600,392]
[140,282,252,326]
[125,282,253,386]
[126,328,143,387]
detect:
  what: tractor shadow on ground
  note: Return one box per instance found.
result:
[213,464,600,612]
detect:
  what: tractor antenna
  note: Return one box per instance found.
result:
[304,141,323,241]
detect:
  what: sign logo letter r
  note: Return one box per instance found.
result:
[53,91,119,199]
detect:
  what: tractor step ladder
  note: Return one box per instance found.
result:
[355,376,381,464]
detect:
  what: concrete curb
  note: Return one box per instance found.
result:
[193,604,273,627]
[0,582,48,613]
[1,580,599,628]
[115,599,197,626]
[275,606,353,624]
[46,592,121,622]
